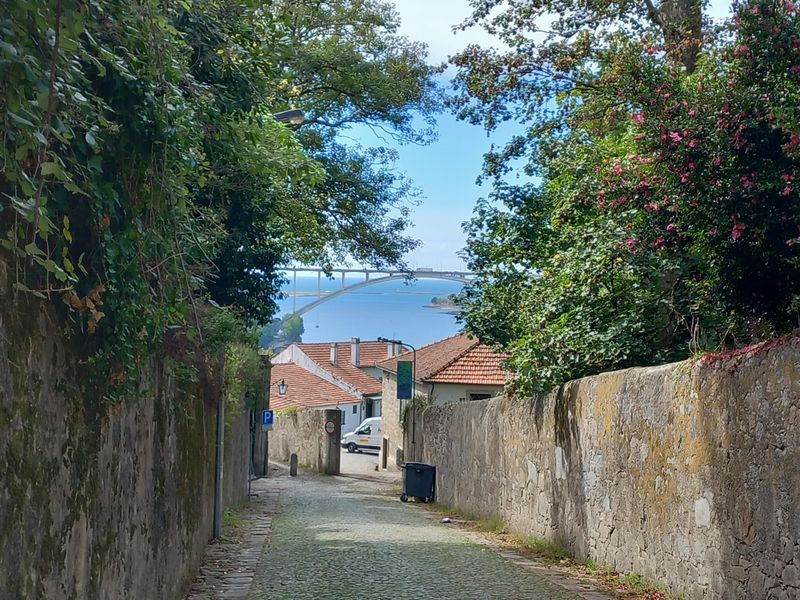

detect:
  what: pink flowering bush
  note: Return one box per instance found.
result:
[459,0,800,393]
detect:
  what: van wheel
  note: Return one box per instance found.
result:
[347,443,357,453]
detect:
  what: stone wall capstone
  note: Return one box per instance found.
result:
[418,342,800,600]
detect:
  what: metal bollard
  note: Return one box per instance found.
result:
[289,453,298,477]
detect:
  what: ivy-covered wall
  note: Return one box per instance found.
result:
[0,260,250,599]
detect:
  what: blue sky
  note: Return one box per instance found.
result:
[345,0,736,272]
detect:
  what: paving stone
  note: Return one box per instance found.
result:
[248,472,607,600]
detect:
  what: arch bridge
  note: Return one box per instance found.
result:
[283,267,474,317]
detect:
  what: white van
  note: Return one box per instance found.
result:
[340,417,382,453]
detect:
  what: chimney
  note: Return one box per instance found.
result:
[330,342,338,365]
[351,337,361,366]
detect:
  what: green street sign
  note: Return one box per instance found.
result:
[397,360,413,399]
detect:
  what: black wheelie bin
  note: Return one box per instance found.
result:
[400,462,436,503]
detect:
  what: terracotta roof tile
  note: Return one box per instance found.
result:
[295,340,386,395]
[376,333,509,386]
[269,363,359,411]
[427,344,510,386]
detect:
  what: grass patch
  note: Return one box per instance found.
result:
[474,515,507,534]
[618,572,678,597]
[512,533,570,560]
[223,507,242,529]
[578,561,684,599]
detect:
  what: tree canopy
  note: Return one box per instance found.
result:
[454,0,800,394]
[0,0,439,398]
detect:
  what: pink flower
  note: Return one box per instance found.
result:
[632,111,646,124]
[680,172,691,183]
[625,238,636,249]
[733,44,749,56]
[782,187,793,196]
[669,131,683,142]
[666,223,677,232]
[782,173,793,182]
[647,47,655,55]
[786,1,796,11]
[688,139,698,148]
[688,108,697,117]
[772,26,782,34]
[731,219,747,241]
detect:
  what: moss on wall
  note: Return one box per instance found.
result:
[0,261,250,599]
[420,344,800,600]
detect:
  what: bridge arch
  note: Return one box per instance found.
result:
[285,272,472,318]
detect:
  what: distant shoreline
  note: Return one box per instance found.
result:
[423,302,462,315]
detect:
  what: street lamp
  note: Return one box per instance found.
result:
[273,109,305,127]
[275,378,288,395]
[377,336,418,448]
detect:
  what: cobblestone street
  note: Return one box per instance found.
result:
[247,457,605,600]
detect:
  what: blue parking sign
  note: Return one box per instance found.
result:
[262,410,274,426]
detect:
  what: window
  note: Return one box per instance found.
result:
[468,392,493,401]
[352,405,358,414]
[356,425,371,435]
[341,410,346,425]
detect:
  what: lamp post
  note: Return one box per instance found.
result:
[273,109,305,127]
[377,336,418,449]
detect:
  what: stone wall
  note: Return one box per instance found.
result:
[417,341,800,599]
[0,261,252,599]
[270,409,328,472]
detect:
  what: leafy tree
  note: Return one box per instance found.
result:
[457,0,800,394]
[450,0,711,182]
[181,0,439,323]
[0,0,438,398]
[281,315,305,344]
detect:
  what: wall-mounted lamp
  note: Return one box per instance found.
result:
[275,379,288,396]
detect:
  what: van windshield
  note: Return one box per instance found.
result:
[356,425,371,435]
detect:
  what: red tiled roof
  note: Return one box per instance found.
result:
[427,343,510,386]
[295,340,386,395]
[269,363,359,411]
[376,333,509,386]
[356,341,394,366]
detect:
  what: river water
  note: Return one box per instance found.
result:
[276,274,465,348]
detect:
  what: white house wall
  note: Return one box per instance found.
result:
[427,383,503,405]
